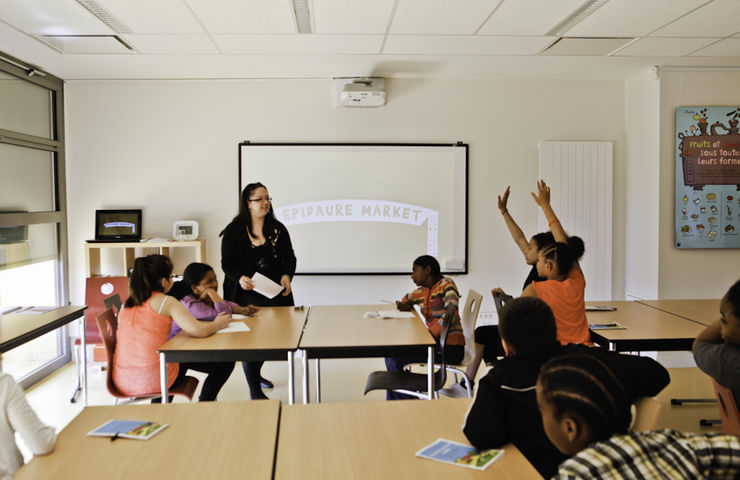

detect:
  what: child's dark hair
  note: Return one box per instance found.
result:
[219,182,279,238]
[124,254,173,308]
[727,278,740,317]
[538,353,631,443]
[169,262,213,301]
[531,232,555,250]
[413,255,441,278]
[540,236,585,275]
[499,297,556,355]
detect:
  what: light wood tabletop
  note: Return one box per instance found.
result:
[0,305,86,353]
[159,305,307,362]
[637,299,720,327]
[586,301,705,351]
[274,398,542,479]
[300,304,435,355]
[16,400,281,480]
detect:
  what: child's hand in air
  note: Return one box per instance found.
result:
[498,186,511,214]
[531,180,551,207]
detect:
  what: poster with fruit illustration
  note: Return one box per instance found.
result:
[675,106,740,248]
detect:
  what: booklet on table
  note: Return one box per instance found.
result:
[88,420,169,440]
[416,438,504,471]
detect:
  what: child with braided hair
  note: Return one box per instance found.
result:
[537,352,740,479]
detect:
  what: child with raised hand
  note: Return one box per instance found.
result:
[693,278,740,409]
[495,180,589,346]
[462,297,669,478]
[463,186,555,389]
[385,255,465,400]
[537,352,740,479]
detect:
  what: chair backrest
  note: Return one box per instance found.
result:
[459,289,483,364]
[103,293,122,316]
[631,397,662,431]
[85,277,129,343]
[95,308,127,398]
[493,292,513,313]
[711,378,740,436]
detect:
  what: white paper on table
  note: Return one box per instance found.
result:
[216,322,251,333]
[251,272,283,299]
[376,310,415,319]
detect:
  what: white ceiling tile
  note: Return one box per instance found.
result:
[540,37,632,56]
[615,37,718,56]
[0,0,113,35]
[567,0,707,37]
[690,38,740,56]
[479,0,582,36]
[185,0,295,34]
[120,34,219,54]
[95,0,204,34]
[390,0,502,35]
[313,0,395,34]
[384,35,554,55]
[213,34,383,54]
[653,0,740,37]
[38,35,131,53]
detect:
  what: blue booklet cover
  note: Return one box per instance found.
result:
[416,438,504,470]
[88,420,168,440]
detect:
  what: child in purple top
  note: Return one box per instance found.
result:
[169,263,259,338]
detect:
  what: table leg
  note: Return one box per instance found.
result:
[427,346,433,400]
[80,316,88,406]
[288,351,295,405]
[159,353,169,404]
[302,350,309,405]
[315,358,321,404]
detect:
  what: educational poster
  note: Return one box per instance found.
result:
[675,106,740,248]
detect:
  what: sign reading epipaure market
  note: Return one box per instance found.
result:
[675,106,740,249]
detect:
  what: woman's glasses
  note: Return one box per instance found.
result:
[248,196,272,203]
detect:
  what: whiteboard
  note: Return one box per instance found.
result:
[239,143,468,274]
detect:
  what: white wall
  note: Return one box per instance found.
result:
[64,78,627,309]
[657,71,740,299]
[624,71,660,299]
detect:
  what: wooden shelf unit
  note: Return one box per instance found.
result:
[85,240,205,277]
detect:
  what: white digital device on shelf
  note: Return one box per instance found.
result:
[172,220,198,241]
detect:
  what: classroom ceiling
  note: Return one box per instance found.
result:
[1,0,739,81]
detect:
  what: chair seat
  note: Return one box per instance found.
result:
[364,369,446,396]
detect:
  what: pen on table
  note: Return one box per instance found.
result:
[110,433,120,442]
[380,299,395,304]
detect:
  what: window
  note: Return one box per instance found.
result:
[0,51,70,388]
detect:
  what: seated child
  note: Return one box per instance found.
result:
[693,278,740,410]
[0,361,56,479]
[463,297,669,478]
[385,255,465,400]
[495,180,590,346]
[538,352,740,479]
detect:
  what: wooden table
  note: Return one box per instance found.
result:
[299,304,436,403]
[587,301,705,351]
[275,398,541,479]
[637,299,720,327]
[0,306,88,403]
[158,306,306,404]
[16,400,280,480]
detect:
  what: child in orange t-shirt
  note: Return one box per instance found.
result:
[494,180,590,345]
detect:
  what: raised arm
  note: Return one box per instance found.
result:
[530,180,567,244]
[498,186,530,253]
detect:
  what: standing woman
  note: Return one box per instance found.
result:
[220,182,297,399]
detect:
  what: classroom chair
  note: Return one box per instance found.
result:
[103,293,122,315]
[363,313,453,400]
[96,308,199,404]
[708,379,740,436]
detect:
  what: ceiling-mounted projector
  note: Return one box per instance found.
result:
[334,77,386,107]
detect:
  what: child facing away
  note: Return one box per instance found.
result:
[693,278,740,410]
[537,352,740,479]
[462,186,555,388]
[462,297,669,478]
[385,255,465,400]
[0,355,56,480]
[494,180,590,346]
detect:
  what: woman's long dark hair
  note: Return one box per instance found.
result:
[219,182,279,239]
[124,254,173,308]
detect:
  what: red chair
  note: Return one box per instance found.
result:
[95,308,198,404]
[711,378,740,436]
